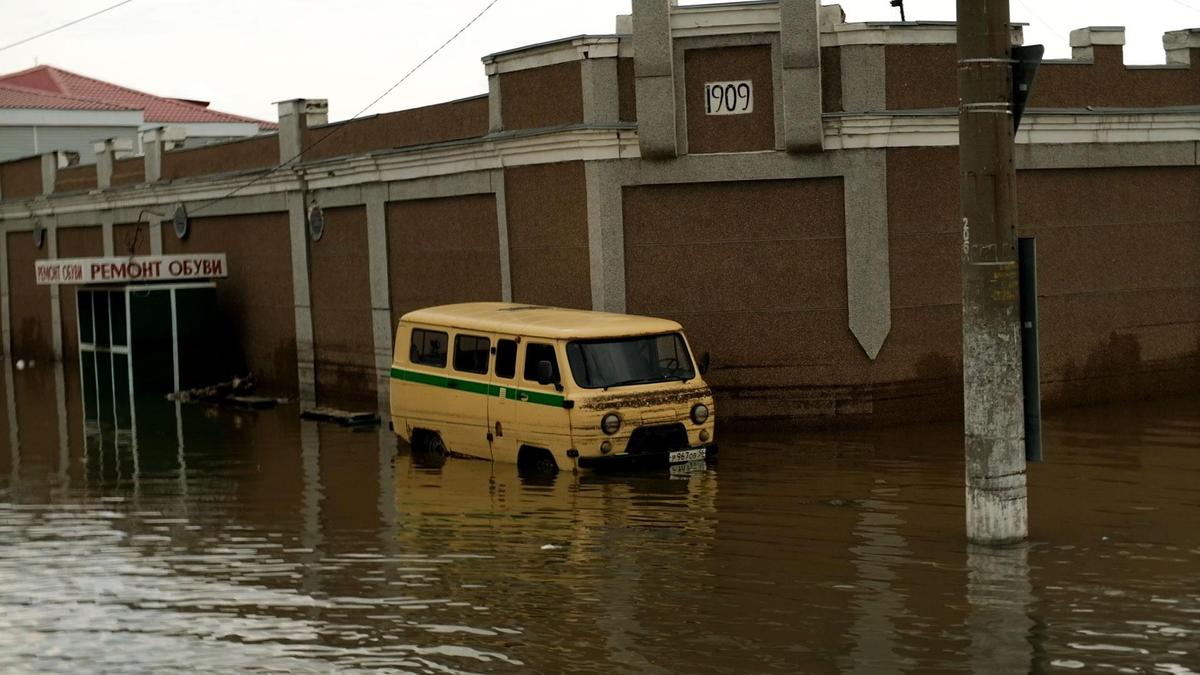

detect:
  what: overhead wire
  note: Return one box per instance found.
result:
[1167,0,1200,16]
[187,0,503,217]
[0,0,135,53]
[1012,0,1068,46]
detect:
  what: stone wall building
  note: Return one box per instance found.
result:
[0,1,1197,425]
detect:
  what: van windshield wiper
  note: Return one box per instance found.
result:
[602,374,686,390]
[603,376,662,390]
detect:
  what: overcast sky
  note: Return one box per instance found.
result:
[1,0,1198,123]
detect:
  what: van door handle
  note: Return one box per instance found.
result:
[447,380,457,389]
[518,393,529,402]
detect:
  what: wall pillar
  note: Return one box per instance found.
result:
[101,212,115,257]
[95,143,111,189]
[365,184,393,414]
[141,129,163,183]
[0,230,9,356]
[844,151,891,359]
[1164,28,1200,65]
[140,126,186,183]
[780,0,824,152]
[277,99,329,164]
[585,161,627,313]
[54,358,69,482]
[492,169,513,302]
[287,190,317,407]
[148,215,163,255]
[487,74,504,133]
[1069,26,1125,61]
[633,0,678,159]
[277,99,328,406]
[41,153,58,195]
[46,217,63,361]
[93,138,132,189]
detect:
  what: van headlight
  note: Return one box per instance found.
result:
[690,403,710,425]
[600,413,621,435]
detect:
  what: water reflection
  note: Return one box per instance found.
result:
[0,362,1197,672]
[966,544,1035,674]
[845,483,913,673]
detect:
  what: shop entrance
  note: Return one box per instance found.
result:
[77,282,225,427]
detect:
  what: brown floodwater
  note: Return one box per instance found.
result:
[0,360,1197,673]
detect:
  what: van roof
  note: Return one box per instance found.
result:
[400,303,684,340]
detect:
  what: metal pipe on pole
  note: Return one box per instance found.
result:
[957,0,1028,544]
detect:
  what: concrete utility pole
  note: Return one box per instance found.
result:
[957,0,1028,544]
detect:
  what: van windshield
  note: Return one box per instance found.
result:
[566,333,695,389]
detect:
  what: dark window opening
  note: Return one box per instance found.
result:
[495,339,517,379]
[454,334,491,375]
[78,290,94,344]
[93,292,111,349]
[523,343,560,384]
[110,292,128,347]
[410,328,448,368]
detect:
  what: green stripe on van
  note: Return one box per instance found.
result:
[390,367,565,408]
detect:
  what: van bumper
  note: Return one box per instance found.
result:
[577,444,718,472]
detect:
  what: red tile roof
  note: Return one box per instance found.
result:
[0,82,137,112]
[0,65,277,131]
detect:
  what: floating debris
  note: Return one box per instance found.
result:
[168,375,283,410]
[300,407,380,427]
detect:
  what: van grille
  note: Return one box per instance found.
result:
[625,423,688,454]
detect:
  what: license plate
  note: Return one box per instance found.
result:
[668,448,706,464]
[669,459,707,477]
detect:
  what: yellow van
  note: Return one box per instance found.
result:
[389,303,716,472]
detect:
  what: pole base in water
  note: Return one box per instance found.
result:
[965,466,1028,545]
[963,261,1029,545]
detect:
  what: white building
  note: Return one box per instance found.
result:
[0,65,275,162]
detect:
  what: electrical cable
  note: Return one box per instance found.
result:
[0,0,135,53]
[1168,0,1200,15]
[1012,0,1068,46]
[188,0,503,217]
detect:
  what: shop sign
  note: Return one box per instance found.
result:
[34,254,228,285]
[704,80,753,115]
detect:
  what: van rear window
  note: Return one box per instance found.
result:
[410,329,448,367]
[454,334,491,374]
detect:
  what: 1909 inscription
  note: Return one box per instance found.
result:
[704,80,753,115]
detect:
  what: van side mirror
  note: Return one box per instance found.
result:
[699,351,711,376]
[535,360,556,386]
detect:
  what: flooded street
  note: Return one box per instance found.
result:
[0,362,1197,673]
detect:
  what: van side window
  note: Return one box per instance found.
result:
[495,339,517,379]
[410,328,448,367]
[454,334,491,375]
[523,343,560,384]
